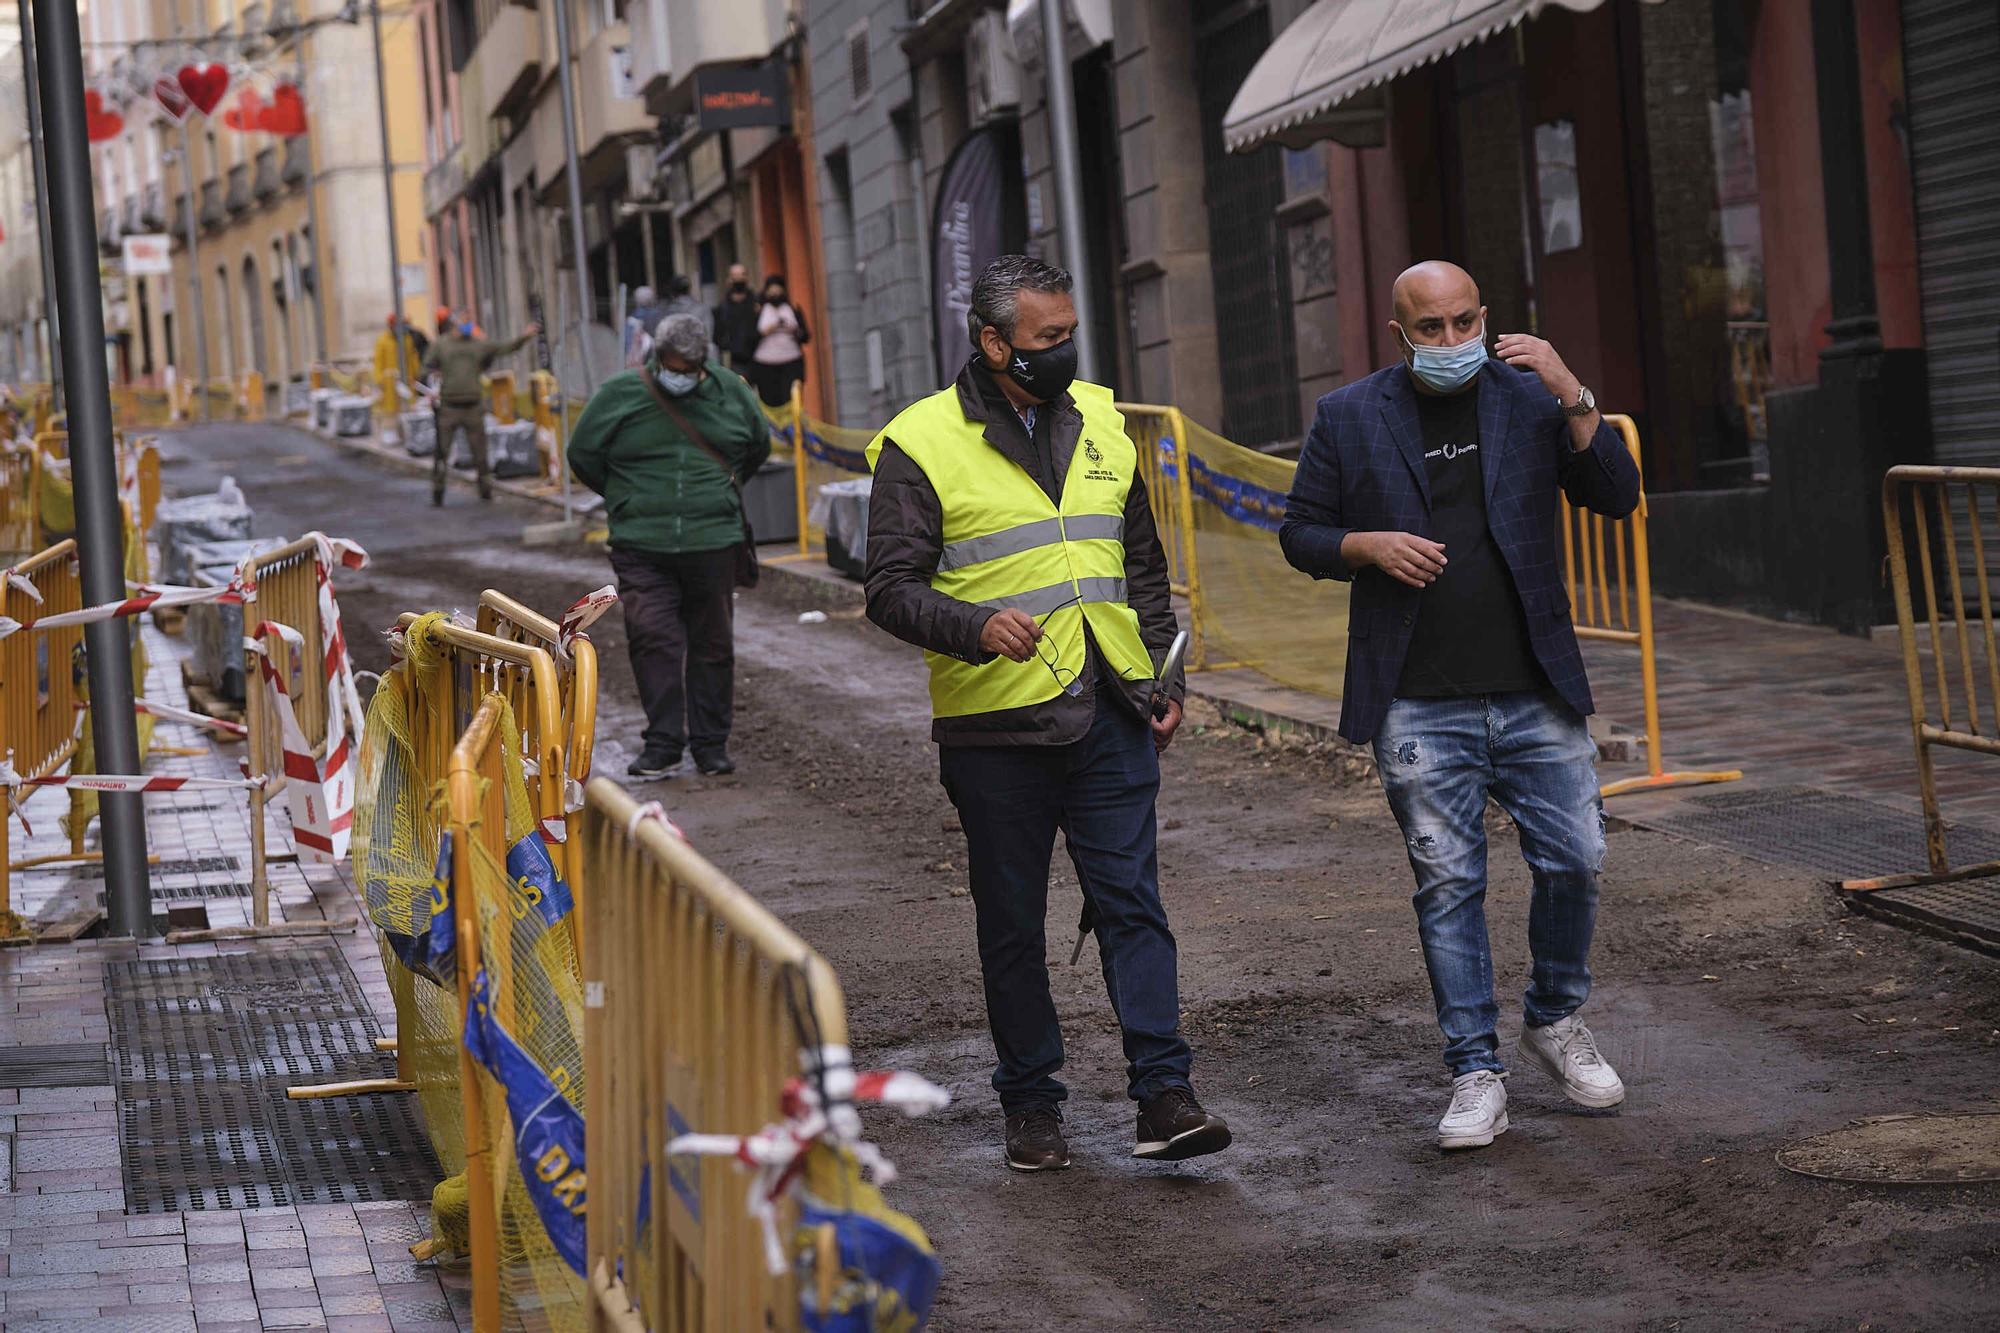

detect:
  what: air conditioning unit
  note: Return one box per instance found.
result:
[966,10,1021,127]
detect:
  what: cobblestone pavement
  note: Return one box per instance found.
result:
[2,555,470,1327]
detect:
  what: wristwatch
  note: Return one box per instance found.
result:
[1562,385,1596,418]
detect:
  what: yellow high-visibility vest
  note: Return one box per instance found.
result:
[867,379,1156,719]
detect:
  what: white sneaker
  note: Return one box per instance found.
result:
[1518,1016,1626,1108]
[1437,1070,1509,1149]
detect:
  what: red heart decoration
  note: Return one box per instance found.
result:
[221,88,266,133]
[85,89,124,143]
[260,82,307,137]
[176,62,229,117]
[152,75,191,124]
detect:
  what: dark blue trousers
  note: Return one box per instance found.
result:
[939,700,1194,1114]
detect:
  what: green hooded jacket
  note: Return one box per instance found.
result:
[566,359,772,556]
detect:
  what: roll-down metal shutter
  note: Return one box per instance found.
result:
[1903,0,2000,465]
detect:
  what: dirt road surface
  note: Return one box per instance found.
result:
[167,424,2000,1331]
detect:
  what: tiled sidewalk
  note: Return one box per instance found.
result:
[2,625,467,1330]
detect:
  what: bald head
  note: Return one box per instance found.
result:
[1392,261,1480,327]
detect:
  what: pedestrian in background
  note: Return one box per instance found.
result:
[714,261,760,371]
[865,254,1231,1173]
[567,312,770,780]
[624,285,666,368]
[421,318,537,506]
[1279,260,1640,1151]
[659,275,715,362]
[751,274,809,408]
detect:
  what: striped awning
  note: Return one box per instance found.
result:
[1223,0,1608,153]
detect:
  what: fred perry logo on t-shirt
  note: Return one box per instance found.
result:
[1423,441,1480,462]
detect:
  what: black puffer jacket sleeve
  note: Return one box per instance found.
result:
[864,440,994,664]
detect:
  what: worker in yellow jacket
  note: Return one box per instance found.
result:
[372,315,424,421]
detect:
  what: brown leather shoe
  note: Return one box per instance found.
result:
[1004,1106,1070,1172]
[1134,1087,1231,1162]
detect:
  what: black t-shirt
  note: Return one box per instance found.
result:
[1394,383,1548,699]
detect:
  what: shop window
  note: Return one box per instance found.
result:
[1634,0,1766,486]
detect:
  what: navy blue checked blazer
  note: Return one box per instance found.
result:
[1279,359,1642,745]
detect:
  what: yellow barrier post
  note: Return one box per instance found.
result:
[1564,415,1743,798]
[488,370,518,425]
[792,380,811,558]
[581,777,852,1332]
[450,693,508,1333]
[1845,466,2000,893]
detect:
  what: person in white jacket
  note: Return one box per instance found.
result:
[750,274,808,407]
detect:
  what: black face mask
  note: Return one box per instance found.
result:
[729,281,749,296]
[992,337,1079,402]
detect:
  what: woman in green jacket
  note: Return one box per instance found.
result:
[567,313,771,778]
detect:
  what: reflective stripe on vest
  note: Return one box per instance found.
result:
[939,513,1126,573]
[867,380,1158,720]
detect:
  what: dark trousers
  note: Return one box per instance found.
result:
[752,358,804,407]
[939,700,1194,1114]
[434,403,489,497]
[610,546,737,758]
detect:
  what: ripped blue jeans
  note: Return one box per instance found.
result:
[1371,690,1607,1076]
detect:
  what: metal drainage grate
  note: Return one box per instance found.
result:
[1846,875,2000,954]
[0,1041,111,1088]
[1634,784,2000,880]
[82,855,239,880]
[107,946,441,1213]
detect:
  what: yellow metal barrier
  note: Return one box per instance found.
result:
[1,443,39,555]
[1850,466,2000,894]
[1562,416,1742,798]
[474,590,599,891]
[580,776,852,1333]
[240,370,266,420]
[765,382,875,563]
[0,540,83,917]
[242,537,334,927]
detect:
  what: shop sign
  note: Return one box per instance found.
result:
[121,233,173,276]
[694,62,789,131]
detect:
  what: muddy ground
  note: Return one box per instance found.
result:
[170,424,2000,1330]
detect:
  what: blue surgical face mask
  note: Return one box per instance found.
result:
[1400,321,1487,393]
[656,368,701,397]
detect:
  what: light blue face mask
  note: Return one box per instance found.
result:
[656,367,701,397]
[1401,321,1488,393]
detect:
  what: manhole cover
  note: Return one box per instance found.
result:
[0,1041,111,1088]
[1776,1112,2000,1185]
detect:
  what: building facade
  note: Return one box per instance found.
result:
[799,0,1999,633]
[414,0,832,411]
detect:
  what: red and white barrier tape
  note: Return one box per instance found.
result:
[666,1048,949,1275]
[0,577,245,640]
[133,697,250,737]
[557,585,618,660]
[0,764,265,793]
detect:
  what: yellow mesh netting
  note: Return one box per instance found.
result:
[469,698,587,1330]
[1177,415,1351,697]
[352,620,585,1329]
[763,400,873,552]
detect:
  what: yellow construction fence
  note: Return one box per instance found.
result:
[1853,465,2000,894]
[0,539,82,931]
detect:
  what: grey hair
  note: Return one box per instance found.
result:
[633,285,657,308]
[655,312,710,363]
[967,254,1073,346]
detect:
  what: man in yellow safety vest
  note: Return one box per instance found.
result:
[864,254,1232,1173]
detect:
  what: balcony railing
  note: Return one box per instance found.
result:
[142,182,166,231]
[475,1,542,122]
[282,135,310,186]
[200,179,226,230]
[225,163,252,214]
[253,147,281,201]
